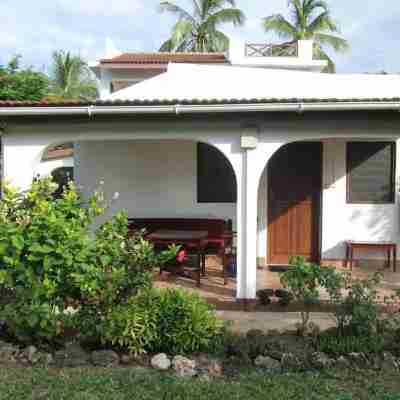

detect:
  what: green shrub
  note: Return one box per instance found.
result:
[281,256,342,334]
[99,292,160,355]
[0,179,178,343]
[317,330,385,356]
[330,272,382,337]
[100,288,224,355]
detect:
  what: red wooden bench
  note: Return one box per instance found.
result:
[128,218,234,284]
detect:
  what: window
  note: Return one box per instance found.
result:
[197,143,237,203]
[347,142,396,204]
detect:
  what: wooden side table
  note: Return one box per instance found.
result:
[345,241,397,272]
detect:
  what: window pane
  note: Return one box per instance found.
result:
[347,142,395,203]
[197,143,237,203]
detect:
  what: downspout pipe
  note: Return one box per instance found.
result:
[1,102,400,116]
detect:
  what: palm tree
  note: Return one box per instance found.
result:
[49,51,98,100]
[159,0,245,52]
[263,0,349,72]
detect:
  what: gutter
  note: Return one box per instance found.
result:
[1,101,400,117]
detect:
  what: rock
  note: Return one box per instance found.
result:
[348,352,369,369]
[335,356,351,369]
[207,360,223,377]
[196,354,222,378]
[264,335,312,362]
[381,352,398,371]
[151,353,171,371]
[0,342,19,363]
[310,352,333,369]
[246,329,264,339]
[92,350,119,367]
[42,353,54,366]
[281,353,303,371]
[21,345,37,364]
[254,355,281,372]
[198,373,212,382]
[172,355,197,377]
[120,354,133,365]
[54,342,89,368]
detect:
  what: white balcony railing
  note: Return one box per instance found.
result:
[244,42,298,58]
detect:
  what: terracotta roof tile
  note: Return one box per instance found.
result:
[1,98,400,108]
[100,52,229,65]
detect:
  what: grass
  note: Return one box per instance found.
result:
[0,368,400,400]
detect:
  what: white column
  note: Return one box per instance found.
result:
[2,133,48,191]
[242,148,259,300]
[236,135,259,302]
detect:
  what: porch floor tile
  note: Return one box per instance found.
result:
[154,256,400,313]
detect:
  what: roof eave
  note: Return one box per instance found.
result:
[1,101,400,117]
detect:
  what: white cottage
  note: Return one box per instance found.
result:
[1,38,400,307]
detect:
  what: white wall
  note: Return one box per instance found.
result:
[321,139,400,261]
[75,140,236,223]
[256,138,400,263]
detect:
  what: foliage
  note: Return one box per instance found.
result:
[159,0,245,52]
[0,178,177,343]
[317,330,385,356]
[0,56,49,101]
[329,272,382,337]
[49,50,98,100]
[100,288,224,355]
[99,292,160,355]
[263,0,349,72]
[281,256,342,334]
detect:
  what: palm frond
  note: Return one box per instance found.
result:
[307,11,339,34]
[50,50,97,100]
[313,43,335,73]
[160,0,245,53]
[314,33,349,52]
[159,1,195,23]
[170,20,195,51]
[207,29,230,51]
[208,0,237,13]
[303,0,329,16]
[205,8,245,28]
[263,14,298,39]
[159,39,174,52]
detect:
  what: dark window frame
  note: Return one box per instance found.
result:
[346,141,396,204]
[197,142,237,204]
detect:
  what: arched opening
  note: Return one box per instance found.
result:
[75,138,238,303]
[35,142,74,182]
[258,141,323,266]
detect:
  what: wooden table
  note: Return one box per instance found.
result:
[345,241,397,272]
[146,229,208,287]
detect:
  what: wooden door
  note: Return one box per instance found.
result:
[268,142,322,264]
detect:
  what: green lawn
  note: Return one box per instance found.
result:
[0,368,400,400]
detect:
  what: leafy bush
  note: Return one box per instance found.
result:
[317,330,385,356]
[0,179,177,343]
[281,256,342,334]
[0,56,49,101]
[100,288,224,355]
[329,272,382,337]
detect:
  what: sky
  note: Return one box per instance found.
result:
[0,0,399,74]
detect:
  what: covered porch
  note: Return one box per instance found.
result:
[2,107,400,309]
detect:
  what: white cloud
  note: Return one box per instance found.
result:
[1,0,399,73]
[56,0,145,16]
